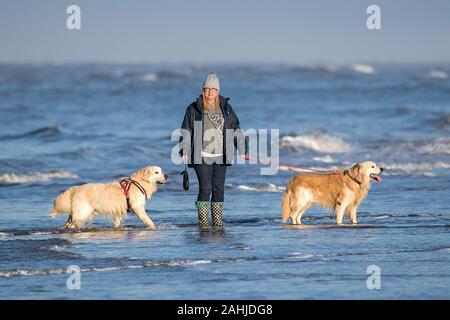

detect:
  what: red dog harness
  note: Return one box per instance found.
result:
[119,178,148,212]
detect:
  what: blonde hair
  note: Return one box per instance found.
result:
[202,95,220,112]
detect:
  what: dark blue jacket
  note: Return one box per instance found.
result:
[180,95,248,167]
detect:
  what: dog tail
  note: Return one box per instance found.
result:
[50,187,75,218]
[281,181,292,223]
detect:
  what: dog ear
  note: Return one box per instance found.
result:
[143,167,153,179]
[351,163,361,179]
[135,167,152,182]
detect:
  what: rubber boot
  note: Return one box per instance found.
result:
[211,202,224,227]
[196,201,210,228]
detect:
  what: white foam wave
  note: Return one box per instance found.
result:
[181,260,212,266]
[351,64,375,74]
[0,268,66,278]
[281,133,352,153]
[157,223,179,230]
[134,73,158,82]
[313,155,335,163]
[286,252,314,259]
[279,164,341,173]
[0,170,78,184]
[375,137,450,156]
[277,161,450,176]
[381,161,450,176]
[426,70,448,79]
[417,137,450,155]
[0,258,248,278]
[372,215,390,219]
[48,245,68,252]
[226,183,285,193]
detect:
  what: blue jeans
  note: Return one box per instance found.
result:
[193,158,227,202]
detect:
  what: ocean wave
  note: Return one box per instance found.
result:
[380,161,450,176]
[156,69,193,79]
[417,137,450,155]
[88,70,123,80]
[226,183,285,193]
[277,161,450,176]
[289,64,339,75]
[287,63,379,77]
[283,252,315,260]
[0,257,256,278]
[124,72,159,83]
[0,170,79,185]
[134,73,158,82]
[371,137,450,157]
[280,132,352,154]
[313,155,335,163]
[0,226,149,237]
[434,114,450,131]
[350,64,375,74]
[0,126,61,140]
[372,214,391,219]
[426,70,448,79]
[279,164,342,173]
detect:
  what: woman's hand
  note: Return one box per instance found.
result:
[181,155,188,162]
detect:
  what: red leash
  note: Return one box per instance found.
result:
[244,156,339,175]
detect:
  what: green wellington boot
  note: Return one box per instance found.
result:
[211,202,224,227]
[196,201,210,228]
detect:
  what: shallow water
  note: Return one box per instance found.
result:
[0,63,449,299]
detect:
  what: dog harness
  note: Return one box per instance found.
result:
[119,178,148,212]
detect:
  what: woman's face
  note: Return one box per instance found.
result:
[203,87,218,103]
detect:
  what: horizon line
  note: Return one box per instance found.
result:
[1,60,450,66]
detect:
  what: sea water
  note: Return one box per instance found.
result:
[0,63,449,299]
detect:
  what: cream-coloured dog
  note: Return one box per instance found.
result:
[50,166,167,229]
[281,161,383,225]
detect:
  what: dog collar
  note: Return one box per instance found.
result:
[343,170,361,186]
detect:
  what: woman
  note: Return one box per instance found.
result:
[180,73,247,228]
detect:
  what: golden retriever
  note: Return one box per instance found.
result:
[281,161,383,225]
[50,166,167,229]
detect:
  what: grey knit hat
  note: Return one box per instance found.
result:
[203,73,220,92]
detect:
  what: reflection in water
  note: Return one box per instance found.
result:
[283,223,371,230]
[183,225,229,244]
[199,225,226,241]
[59,226,159,241]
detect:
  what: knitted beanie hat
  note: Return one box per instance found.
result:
[203,73,220,92]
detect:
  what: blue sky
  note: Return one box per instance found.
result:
[0,0,449,64]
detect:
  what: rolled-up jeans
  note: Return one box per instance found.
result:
[193,156,227,202]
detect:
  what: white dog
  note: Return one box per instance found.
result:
[50,166,167,229]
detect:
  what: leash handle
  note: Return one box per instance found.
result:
[180,162,189,191]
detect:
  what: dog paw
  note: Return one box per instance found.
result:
[146,225,158,231]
